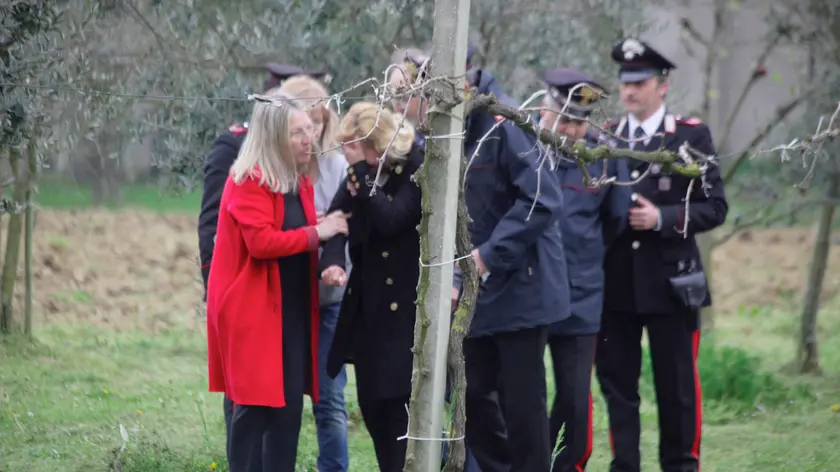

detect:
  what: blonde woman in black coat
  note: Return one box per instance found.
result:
[320,101,424,472]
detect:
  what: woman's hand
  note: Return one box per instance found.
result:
[315,211,351,240]
[344,141,366,166]
[316,211,325,223]
[321,265,348,286]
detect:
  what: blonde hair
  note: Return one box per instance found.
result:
[230,88,315,194]
[278,75,339,157]
[335,102,416,168]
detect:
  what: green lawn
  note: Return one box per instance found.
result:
[36,178,202,214]
[1,304,839,471]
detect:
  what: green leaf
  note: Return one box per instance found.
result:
[771,71,784,84]
[707,89,720,99]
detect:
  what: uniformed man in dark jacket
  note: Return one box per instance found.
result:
[460,63,570,472]
[394,45,519,131]
[539,68,631,472]
[400,44,486,472]
[195,62,328,465]
[595,38,728,472]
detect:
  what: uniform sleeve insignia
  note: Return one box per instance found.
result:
[677,116,703,127]
[228,123,248,136]
[493,115,505,123]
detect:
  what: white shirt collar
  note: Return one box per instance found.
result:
[627,104,666,144]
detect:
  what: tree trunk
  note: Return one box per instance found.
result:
[796,166,839,374]
[23,130,38,338]
[0,148,28,335]
[403,1,471,470]
[442,165,479,472]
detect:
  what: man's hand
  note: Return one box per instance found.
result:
[316,211,325,224]
[471,248,488,277]
[629,194,660,230]
[321,265,348,287]
[451,287,459,313]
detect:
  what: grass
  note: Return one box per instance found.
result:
[1,181,838,471]
[2,305,839,471]
[35,177,201,214]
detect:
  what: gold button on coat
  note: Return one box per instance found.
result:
[382,251,389,258]
[390,302,398,311]
[394,165,403,175]
[386,277,394,285]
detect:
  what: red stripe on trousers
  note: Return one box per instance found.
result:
[575,391,594,472]
[691,330,703,470]
[575,338,597,471]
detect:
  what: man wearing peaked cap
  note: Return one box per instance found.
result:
[452,47,566,472]
[197,60,333,467]
[539,67,632,472]
[611,38,676,84]
[541,67,607,124]
[263,62,332,90]
[387,44,517,127]
[596,38,728,472]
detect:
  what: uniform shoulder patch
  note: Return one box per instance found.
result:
[228,123,248,136]
[677,116,703,127]
[493,115,505,123]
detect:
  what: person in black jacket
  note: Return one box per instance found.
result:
[195,62,328,465]
[458,66,570,472]
[538,67,631,472]
[597,38,728,472]
[319,101,424,472]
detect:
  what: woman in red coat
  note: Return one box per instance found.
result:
[206,89,350,472]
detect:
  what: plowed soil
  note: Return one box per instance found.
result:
[13,209,840,331]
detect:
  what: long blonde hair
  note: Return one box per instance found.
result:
[230,88,315,194]
[278,75,339,157]
[335,102,416,168]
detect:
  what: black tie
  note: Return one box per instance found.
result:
[633,126,646,149]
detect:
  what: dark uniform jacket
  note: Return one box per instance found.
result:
[602,112,728,315]
[462,69,570,338]
[551,132,631,336]
[319,136,425,400]
[466,68,519,108]
[197,124,248,297]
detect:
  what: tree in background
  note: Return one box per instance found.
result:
[0,0,69,336]
[781,0,840,374]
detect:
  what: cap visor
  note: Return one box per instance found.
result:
[619,70,657,83]
[566,108,589,119]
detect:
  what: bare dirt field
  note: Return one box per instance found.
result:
[14,209,840,330]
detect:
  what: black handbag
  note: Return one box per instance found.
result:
[668,260,708,310]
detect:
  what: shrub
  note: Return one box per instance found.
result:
[640,340,812,418]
